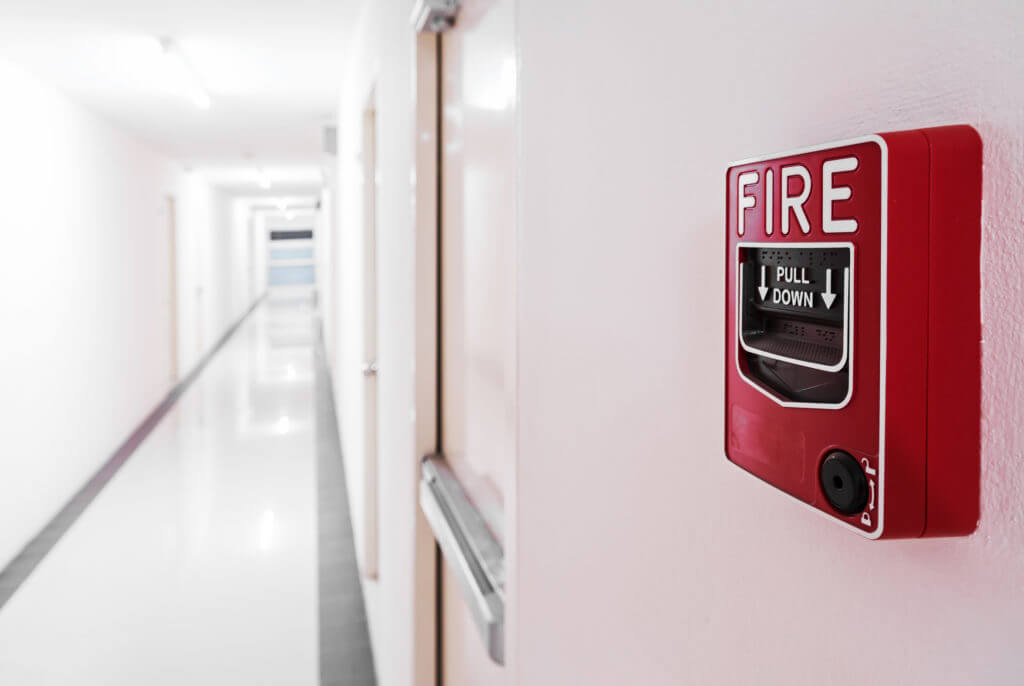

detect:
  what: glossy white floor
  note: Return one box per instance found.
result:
[0,291,320,684]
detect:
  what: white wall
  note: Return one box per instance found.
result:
[176,186,257,372]
[229,198,257,308]
[0,56,257,569]
[515,2,1024,685]
[249,207,269,302]
[328,2,436,684]
[316,186,336,363]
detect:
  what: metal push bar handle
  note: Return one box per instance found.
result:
[419,454,505,665]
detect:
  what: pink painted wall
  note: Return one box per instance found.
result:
[515,2,1024,684]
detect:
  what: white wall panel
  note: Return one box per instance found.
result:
[328,2,437,684]
[516,2,1024,685]
[0,56,257,569]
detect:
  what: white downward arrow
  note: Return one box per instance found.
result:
[758,264,769,301]
[821,269,837,309]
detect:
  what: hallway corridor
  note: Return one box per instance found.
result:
[0,2,1022,684]
[0,292,373,685]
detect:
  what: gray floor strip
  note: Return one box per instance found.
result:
[314,322,378,686]
[0,295,265,610]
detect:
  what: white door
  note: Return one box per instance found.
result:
[165,196,179,383]
[362,97,380,579]
[439,0,517,681]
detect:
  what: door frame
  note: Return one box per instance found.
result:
[362,87,381,580]
[413,17,519,683]
[412,30,442,686]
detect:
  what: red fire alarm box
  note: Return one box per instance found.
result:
[724,126,982,539]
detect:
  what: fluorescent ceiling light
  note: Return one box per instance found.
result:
[157,37,212,110]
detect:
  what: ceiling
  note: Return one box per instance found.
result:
[0,0,360,189]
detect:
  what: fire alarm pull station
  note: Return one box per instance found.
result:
[724,126,982,539]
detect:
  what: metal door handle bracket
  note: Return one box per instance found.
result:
[419,454,505,664]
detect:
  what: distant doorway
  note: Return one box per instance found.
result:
[165,196,179,384]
